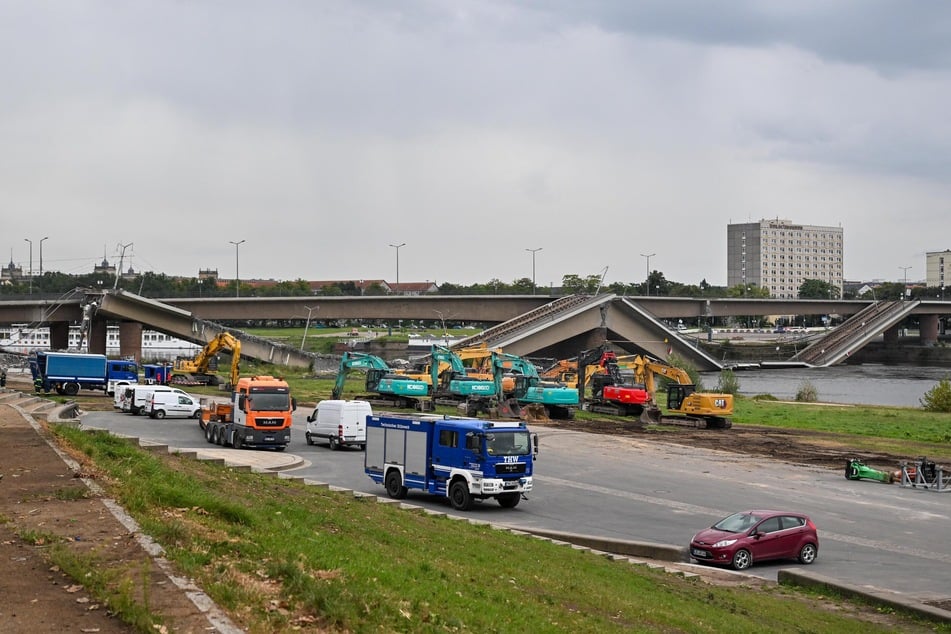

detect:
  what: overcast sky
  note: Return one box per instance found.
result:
[2,1,949,289]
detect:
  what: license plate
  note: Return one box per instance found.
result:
[264,436,275,442]
[690,548,708,558]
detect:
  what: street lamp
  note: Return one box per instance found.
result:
[640,253,655,296]
[39,236,49,276]
[389,243,405,290]
[899,266,911,300]
[23,238,33,294]
[229,239,245,298]
[526,247,542,295]
[300,306,318,351]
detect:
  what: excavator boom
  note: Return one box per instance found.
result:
[172,332,241,387]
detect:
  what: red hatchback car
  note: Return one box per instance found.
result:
[689,510,819,570]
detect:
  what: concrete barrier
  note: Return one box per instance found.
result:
[508,527,688,563]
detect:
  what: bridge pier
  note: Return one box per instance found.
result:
[49,322,70,350]
[920,314,940,346]
[883,326,900,345]
[87,318,108,355]
[119,321,143,361]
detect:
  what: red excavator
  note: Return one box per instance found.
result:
[577,347,651,418]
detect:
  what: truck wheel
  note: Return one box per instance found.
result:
[449,481,473,511]
[329,436,340,451]
[497,493,521,508]
[63,383,79,396]
[384,470,407,499]
[205,423,214,443]
[305,432,314,446]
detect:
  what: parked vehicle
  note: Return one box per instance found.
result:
[689,510,819,570]
[29,351,138,396]
[365,413,538,510]
[126,385,188,415]
[200,375,296,450]
[148,391,202,419]
[305,399,370,450]
[112,380,137,409]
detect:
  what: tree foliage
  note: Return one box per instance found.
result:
[920,377,951,413]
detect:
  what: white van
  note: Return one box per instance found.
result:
[128,385,187,415]
[305,399,371,450]
[113,380,137,410]
[148,391,201,419]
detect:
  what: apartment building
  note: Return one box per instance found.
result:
[727,219,844,299]
[926,250,949,296]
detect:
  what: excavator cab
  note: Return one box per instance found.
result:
[666,384,696,411]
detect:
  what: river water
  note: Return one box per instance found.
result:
[699,364,951,408]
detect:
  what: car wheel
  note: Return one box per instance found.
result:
[329,436,340,451]
[798,543,817,565]
[731,549,753,570]
[305,432,314,446]
[384,470,407,499]
[449,480,473,511]
[154,410,166,420]
[192,410,202,420]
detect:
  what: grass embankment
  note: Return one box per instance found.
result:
[54,425,944,633]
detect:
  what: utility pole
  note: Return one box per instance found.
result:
[114,242,133,290]
[526,247,542,295]
[640,253,655,295]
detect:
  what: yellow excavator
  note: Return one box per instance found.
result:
[624,355,733,429]
[453,343,515,393]
[172,332,241,389]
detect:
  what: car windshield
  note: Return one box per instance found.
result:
[485,431,532,457]
[712,512,762,533]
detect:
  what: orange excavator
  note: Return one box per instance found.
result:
[622,354,733,429]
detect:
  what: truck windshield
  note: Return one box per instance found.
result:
[485,431,531,457]
[247,392,290,411]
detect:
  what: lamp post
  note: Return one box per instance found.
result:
[389,243,405,290]
[300,305,318,352]
[39,236,49,276]
[640,253,655,296]
[23,238,32,294]
[229,239,245,298]
[526,247,542,295]
[899,265,911,300]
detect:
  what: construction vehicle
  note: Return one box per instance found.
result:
[172,331,241,388]
[576,347,651,418]
[200,375,296,450]
[365,413,537,510]
[627,355,733,429]
[489,350,579,420]
[332,351,430,409]
[430,344,496,415]
[845,458,894,484]
[454,344,515,393]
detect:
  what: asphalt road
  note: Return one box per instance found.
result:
[81,407,951,605]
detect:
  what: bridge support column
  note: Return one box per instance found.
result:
[920,314,940,346]
[87,318,108,355]
[119,322,143,361]
[49,322,70,350]
[883,326,900,345]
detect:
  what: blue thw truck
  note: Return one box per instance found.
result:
[30,351,138,396]
[365,414,537,510]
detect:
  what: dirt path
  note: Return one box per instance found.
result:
[0,396,224,633]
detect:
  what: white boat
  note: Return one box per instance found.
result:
[0,324,201,361]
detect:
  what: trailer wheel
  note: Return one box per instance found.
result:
[205,423,214,443]
[497,493,520,508]
[449,480,473,511]
[385,470,407,499]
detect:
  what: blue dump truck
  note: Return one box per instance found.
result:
[365,414,537,510]
[30,351,138,396]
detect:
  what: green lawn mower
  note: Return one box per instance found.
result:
[845,458,895,484]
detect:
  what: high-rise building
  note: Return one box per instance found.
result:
[925,250,949,297]
[727,219,844,299]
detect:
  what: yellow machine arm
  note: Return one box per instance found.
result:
[174,332,242,386]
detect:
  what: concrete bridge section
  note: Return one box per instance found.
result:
[452,294,724,371]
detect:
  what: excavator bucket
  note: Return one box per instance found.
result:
[495,398,523,420]
[519,403,550,423]
[640,405,663,425]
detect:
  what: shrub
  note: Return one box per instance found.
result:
[666,353,703,390]
[920,377,951,413]
[716,369,740,395]
[796,381,818,402]
[752,393,778,401]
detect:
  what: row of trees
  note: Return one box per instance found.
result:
[0,269,929,302]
